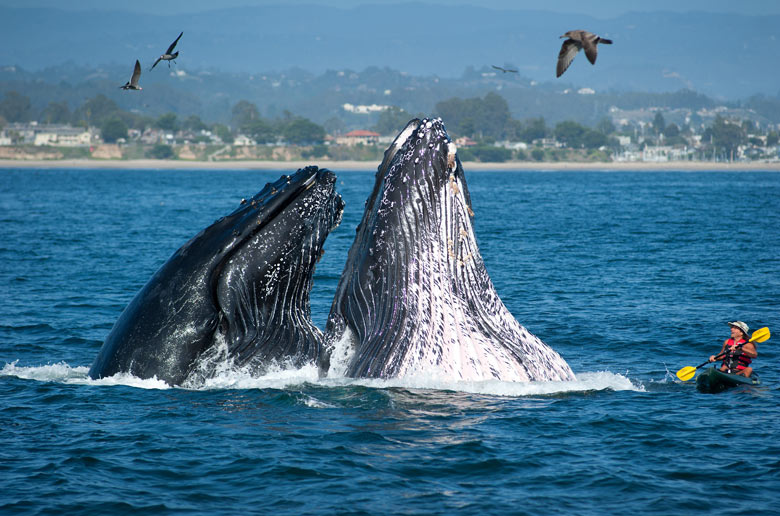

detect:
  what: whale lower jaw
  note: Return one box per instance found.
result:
[336,174,574,382]
[324,118,575,382]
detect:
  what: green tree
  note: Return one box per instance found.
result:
[468,145,512,162]
[520,117,547,142]
[504,119,524,141]
[479,92,511,140]
[767,131,779,146]
[155,113,178,132]
[101,117,128,143]
[243,119,276,144]
[554,121,588,148]
[581,130,608,149]
[710,115,746,160]
[231,100,260,128]
[212,123,234,144]
[652,112,666,136]
[0,91,32,122]
[147,143,175,159]
[39,101,71,124]
[282,118,326,145]
[434,92,511,140]
[664,123,680,137]
[531,148,545,161]
[323,117,346,136]
[181,115,208,132]
[72,95,121,126]
[373,106,414,135]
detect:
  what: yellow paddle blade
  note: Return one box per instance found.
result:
[750,327,770,343]
[676,366,697,382]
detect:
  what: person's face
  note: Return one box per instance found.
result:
[730,326,743,340]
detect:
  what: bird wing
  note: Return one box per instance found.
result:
[131,60,142,86]
[581,32,599,65]
[492,65,504,72]
[150,57,162,71]
[166,32,183,54]
[556,39,580,77]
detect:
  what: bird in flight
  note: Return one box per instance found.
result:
[119,60,142,90]
[556,30,612,78]
[492,65,518,73]
[150,31,183,71]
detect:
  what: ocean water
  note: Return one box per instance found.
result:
[1,167,779,515]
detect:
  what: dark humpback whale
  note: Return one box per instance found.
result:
[324,118,575,382]
[89,166,344,386]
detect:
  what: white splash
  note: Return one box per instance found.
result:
[1,360,642,395]
[0,360,172,389]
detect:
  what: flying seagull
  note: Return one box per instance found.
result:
[556,30,612,78]
[150,31,183,70]
[119,60,142,90]
[492,65,518,73]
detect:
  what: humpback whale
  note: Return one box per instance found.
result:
[89,166,344,386]
[324,118,575,382]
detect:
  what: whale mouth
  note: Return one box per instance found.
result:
[90,166,344,386]
[208,166,344,369]
[325,118,574,382]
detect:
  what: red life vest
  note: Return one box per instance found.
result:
[721,338,752,371]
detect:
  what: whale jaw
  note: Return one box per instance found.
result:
[325,118,575,382]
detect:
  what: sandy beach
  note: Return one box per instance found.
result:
[2,158,780,171]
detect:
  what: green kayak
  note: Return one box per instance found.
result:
[696,367,761,393]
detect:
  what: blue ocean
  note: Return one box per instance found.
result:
[1,167,779,515]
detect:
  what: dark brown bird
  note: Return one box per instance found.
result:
[492,65,518,73]
[556,30,612,78]
[119,60,142,90]
[150,32,183,71]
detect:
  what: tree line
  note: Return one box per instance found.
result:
[2,89,777,161]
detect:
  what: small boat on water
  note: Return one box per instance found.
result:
[696,367,761,394]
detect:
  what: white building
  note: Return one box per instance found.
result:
[33,125,93,146]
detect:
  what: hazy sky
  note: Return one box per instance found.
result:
[3,0,780,17]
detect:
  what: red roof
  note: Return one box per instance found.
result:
[343,130,380,138]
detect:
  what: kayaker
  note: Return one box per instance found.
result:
[709,321,757,377]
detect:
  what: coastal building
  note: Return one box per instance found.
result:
[34,125,94,146]
[342,103,390,114]
[335,130,381,146]
[0,122,95,147]
[233,134,256,146]
[455,136,477,147]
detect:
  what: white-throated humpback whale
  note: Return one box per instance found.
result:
[324,118,575,382]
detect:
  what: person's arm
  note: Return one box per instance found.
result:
[709,340,729,362]
[740,342,757,358]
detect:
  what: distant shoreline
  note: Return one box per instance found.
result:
[2,159,780,172]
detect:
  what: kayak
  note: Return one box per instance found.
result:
[696,367,761,393]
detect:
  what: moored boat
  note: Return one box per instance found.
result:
[696,367,760,393]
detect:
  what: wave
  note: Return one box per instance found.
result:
[1,360,644,395]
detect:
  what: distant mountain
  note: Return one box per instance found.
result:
[1,4,778,99]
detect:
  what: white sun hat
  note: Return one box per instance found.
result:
[727,321,750,337]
